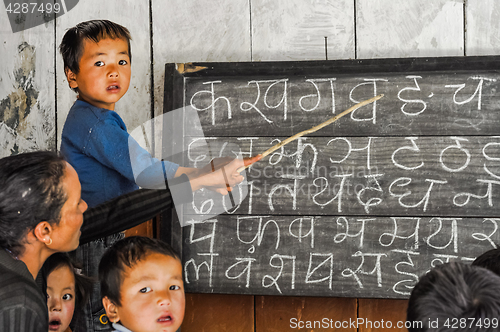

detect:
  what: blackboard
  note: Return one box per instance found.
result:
[163,56,500,299]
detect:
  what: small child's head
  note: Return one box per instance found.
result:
[472,247,500,276]
[59,20,132,110]
[41,253,92,332]
[407,262,500,332]
[99,236,185,332]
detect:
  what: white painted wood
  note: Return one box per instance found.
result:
[5,0,500,161]
[0,10,55,157]
[357,0,464,59]
[55,0,151,146]
[151,0,251,117]
[466,0,500,56]
[252,0,355,61]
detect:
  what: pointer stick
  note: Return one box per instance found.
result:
[237,94,384,173]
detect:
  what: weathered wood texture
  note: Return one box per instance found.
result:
[251,0,355,61]
[182,294,408,332]
[124,220,154,238]
[255,295,357,331]
[2,1,500,153]
[182,293,254,331]
[151,0,252,117]
[356,0,464,58]
[358,298,409,332]
[55,0,151,145]
[465,0,500,56]
[0,10,55,157]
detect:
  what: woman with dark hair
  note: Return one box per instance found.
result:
[0,150,255,332]
[0,151,88,332]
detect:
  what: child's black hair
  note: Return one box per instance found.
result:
[407,262,500,332]
[41,252,93,309]
[98,236,180,306]
[59,19,131,91]
[472,247,500,277]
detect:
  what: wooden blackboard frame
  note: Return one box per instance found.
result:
[162,56,500,299]
[164,56,500,81]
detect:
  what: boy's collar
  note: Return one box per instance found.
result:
[74,99,114,111]
[112,323,134,332]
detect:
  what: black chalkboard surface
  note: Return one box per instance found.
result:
[163,56,500,299]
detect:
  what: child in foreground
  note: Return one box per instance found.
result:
[406,262,500,332]
[41,253,93,332]
[99,237,184,332]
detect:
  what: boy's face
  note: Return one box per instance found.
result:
[66,37,131,110]
[104,253,185,332]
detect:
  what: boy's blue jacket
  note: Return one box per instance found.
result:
[61,100,179,207]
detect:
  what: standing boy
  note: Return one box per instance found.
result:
[59,20,259,331]
[60,20,251,207]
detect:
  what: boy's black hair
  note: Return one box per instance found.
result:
[0,151,67,256]
[98,236,180,306]
[407,262,500,332]
[41,252,93,309]
[472,247,500,277]
[59,19,132,91]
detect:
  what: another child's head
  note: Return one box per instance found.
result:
[472,247,500,276]
[99,236,185,332]
[59,20,132,110]
[41,253,92,332]
[407,262,500,332]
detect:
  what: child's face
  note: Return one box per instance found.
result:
[105,253,185,332]
[47,265,76,332]
[66,37,131,110]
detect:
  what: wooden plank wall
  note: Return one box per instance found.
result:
[1,1,500,331]
[0,12,55,156]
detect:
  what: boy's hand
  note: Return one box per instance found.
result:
[190,155,262,195]
[207,155,261,195]
[200,156,234,174]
